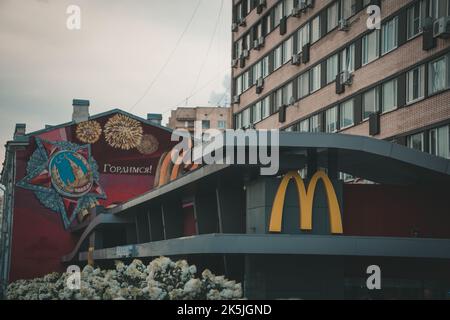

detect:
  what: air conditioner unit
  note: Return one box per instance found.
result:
[239,57,246,68]
[288,96,296,106]
[340,70,353,86]
[433,16,450,39]
[242,49,250,59]
[292,7,302,18]
[256,0,267,14]
[239,18,247,27]
[232,22,238,32]
[299,0,308,11]
[256,78,264,94]
[254,37,265,50]
[258,37,265,47]
[299,0,313,12]
[253,39,260,50]
[291,53,301,66]
[232,59,238,68]
[232,95,240,104]
[338,19,350,31]
[256,77,264,88]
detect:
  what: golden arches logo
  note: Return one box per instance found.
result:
[269,170,344,234]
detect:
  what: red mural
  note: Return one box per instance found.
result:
[9,111,175,282]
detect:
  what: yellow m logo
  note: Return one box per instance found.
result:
[269,170,343,234]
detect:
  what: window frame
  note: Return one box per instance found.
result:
[363,87,380,121]
[339,99,355,129]
[406,65,425,105]
[362,30,380,66]
[381,78,398,113]
[381,16,399,56]
[325,106,338,133]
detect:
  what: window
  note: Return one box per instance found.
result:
[363,87,379,120]
[253,62,262,83]
[235,2,243,22]
[298,72,310,98]
[262,96,270,119]
[299,119,309,132]
[285,0,294,16]
[235,113,242,129]
[429,55,449,94]
[274,2,284,27]
[296,24,310,53]
[407,65,425,104]
[202,120,211,130]
[242,71,250,92]
[274,89,283,111]
[407,1,424,39]
[430,0,450,19]
[185,120,194,128]
[263,56,270,78]
[362,30,380,65]
[327,2,339,32]
[407,132,425,152]
[297,25,309,53]
[381,17,398,55]
[273,46,283,70]
[340,99,354,129]
[254,22,264,40]
[326,106,338,133]
[310,115,320,132]
[382,79,398,113]
[429,125,450,159]
[327,54,339,84]
[242,109,250,128]
[311,16,321,43]
[218,120,226,129]
[341,44,355,72]
[310,64,321,93]
[264,14,272,37]
[282,82,294,105]
[236,77,243,95]
[252,103,261,124]
[283,37,293,64]
[341,0,357,20]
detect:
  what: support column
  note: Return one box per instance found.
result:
[307,148,318,179]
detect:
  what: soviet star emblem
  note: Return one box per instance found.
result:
[17,137,107,229]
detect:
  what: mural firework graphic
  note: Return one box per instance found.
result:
[104,114,143,150]
[76,120,102,144]
[137,134,160,155]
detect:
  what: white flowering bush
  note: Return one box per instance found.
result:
[6,257,243,300]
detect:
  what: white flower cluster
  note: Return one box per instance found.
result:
[6,257,243,300]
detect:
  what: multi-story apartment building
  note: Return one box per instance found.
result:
[167,106,233,134]
[231,0,450,160]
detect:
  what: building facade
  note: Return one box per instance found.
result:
[0,100,176,295]
[167,106,233,134]
[60,133,450,300]
[1,103,450,299]
[232,0,450,160]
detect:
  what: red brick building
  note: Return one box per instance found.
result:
[232,0,450,159]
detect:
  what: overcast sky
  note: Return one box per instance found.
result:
[0,0,232,169]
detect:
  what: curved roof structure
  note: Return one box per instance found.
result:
[63,132,450,263]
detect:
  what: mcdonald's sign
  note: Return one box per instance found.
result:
[269,170,344,234]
